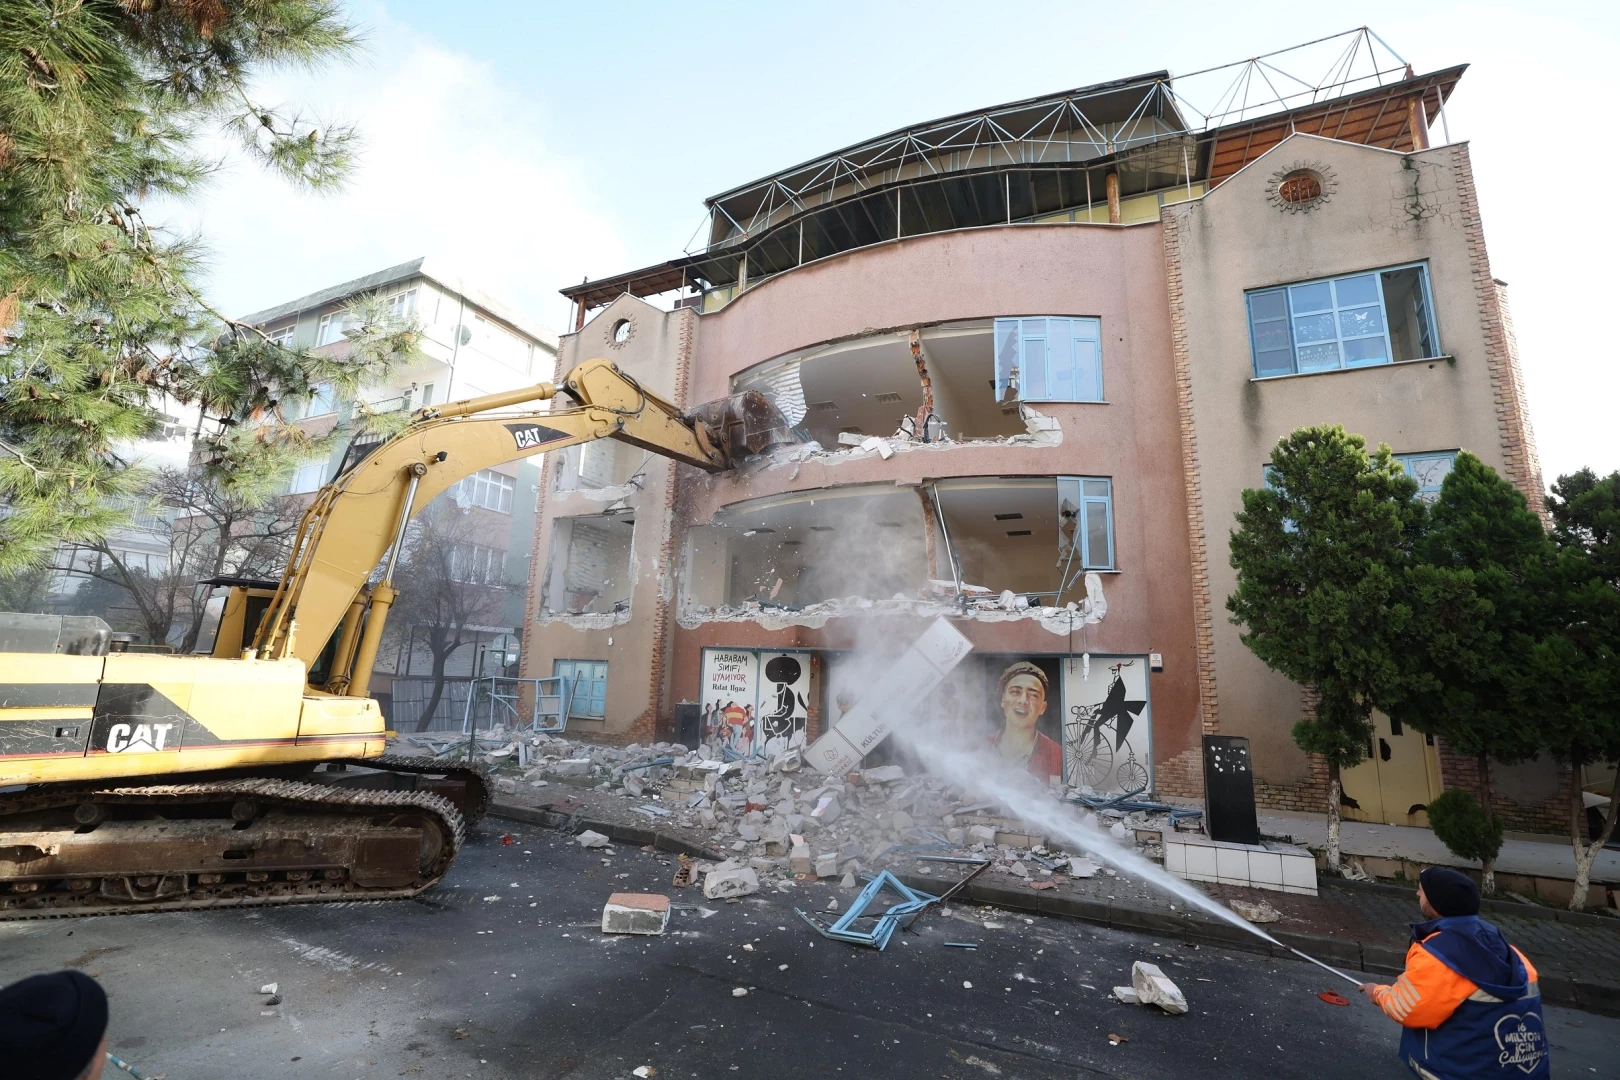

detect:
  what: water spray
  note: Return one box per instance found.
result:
[1285,946,1364,987]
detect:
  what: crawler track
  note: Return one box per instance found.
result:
[0,776,465,919]
[327,754,492,824]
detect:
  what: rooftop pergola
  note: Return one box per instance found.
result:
[562,29,1461,319]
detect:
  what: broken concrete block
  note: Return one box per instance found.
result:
[789,835,812,875]
[1066,857,1099,878]
[967,825,999,844]
[1131,961,1188,1015]
[704,866,760,899]
[553,758,592,776]
[946,828,966,845]
[814,853,839,878]
[258,983,278,996]
[737,822,761,842]
[577,830,611,849]
[623,773,644,796]
[1112,986,1140,1004]
[1229,898,1281,924]
[1007,860,1029,878]
[495,778,517,795]
[601,893,670,936]
[839,871,857,888]
[837,431,866,446]
[810,794,842,824]
[1109,820,1129,841]
[890,810,914,832]
[863,765,905,784]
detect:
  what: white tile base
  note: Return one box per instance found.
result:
[1162,835,1318,896]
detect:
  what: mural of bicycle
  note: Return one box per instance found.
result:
[1064,659,1150,795]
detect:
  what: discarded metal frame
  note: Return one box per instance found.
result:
[795,871,938,951]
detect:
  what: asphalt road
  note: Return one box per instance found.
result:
[1,823,1614,1080]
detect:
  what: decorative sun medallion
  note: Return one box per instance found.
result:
[606,316,635,349]
[1265,162,1336,214]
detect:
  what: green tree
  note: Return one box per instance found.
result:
[1391,452,1554,895]
[1228,426,1424,872]
[1427,788,1505,889]
[1538,469,1620,910]
[0,1,416,574]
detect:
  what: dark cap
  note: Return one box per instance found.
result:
[0,970,109,1080]
[1420,865,1481,918]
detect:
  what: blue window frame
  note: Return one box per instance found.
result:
[1057,477,1114,569]
[1246,263,1439,378]
[994,317,1103,402]
[1396,451,1457,504]
[553,659,607,719]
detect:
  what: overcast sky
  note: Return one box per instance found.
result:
[166,1,1619,483]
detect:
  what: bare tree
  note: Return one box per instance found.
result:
[386,502,509,732]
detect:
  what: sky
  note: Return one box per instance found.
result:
[165,0,1620,482]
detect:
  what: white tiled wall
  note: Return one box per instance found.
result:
[1163,836,1317,896]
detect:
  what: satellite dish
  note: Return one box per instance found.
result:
[454,324,473,347]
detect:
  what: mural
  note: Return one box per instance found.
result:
[984,657,1065,786]
[1061,655,1152,795]
[699,648,811,758]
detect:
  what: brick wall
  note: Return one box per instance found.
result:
[1160,210,1220,736]
[1436,743,1570,835]
[1154,745,1203,800]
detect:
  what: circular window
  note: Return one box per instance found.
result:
[1277,170,1323,205]
[610,318,633,345]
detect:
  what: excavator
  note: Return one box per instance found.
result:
[0,358,774,918]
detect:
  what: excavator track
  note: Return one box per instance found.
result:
[0,776,465,920]
[326,754,492,824]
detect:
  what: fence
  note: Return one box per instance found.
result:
[387,676,478,733]
[387,674,576,735]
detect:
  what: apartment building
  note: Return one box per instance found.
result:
[241,259,557,709]
[524,39,1557,829]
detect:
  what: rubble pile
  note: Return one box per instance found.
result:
[391,730,1186,900]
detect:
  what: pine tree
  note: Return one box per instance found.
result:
[1392,452,1554,895]
[1227,425,1424,872]
[0,1,416,573]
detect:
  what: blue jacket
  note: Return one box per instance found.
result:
[1388,915,1549,1080]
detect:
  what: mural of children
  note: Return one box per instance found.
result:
[721,700,751,756]
[991,660,1063,783]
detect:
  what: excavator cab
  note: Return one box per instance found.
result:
[191,577,281,659]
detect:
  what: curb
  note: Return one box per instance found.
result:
[1319,875,1620,929]
[486,802,1620,1018]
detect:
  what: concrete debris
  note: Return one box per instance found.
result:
[495,778,517,795]
[1229,898,1281,924]
[1112,986,1140,1004]
[554,758,593,776]
[840,871,857,888]
[732,987,749,998]
[1130,961,1188,1015]
[863,765,906,784]
[1066,857,1099,878]
[1109,820,1129,841]
[602,893,671,936]
[577,830,611,849]
[789,835,813,876]
[258,983,278,996]
[814,853,839,878]
[623,772,644,796]
[703,865,760,900]
[633,1068,654,1078]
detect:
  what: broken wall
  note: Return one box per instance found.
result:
[542,514,635,616]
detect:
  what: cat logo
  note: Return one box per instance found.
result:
[106,722,176,753]
[505,422,566,451]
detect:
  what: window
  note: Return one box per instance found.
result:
[1396,451,1457,504]
[289,459,327,494]
[304,383,338,418]
[453,469,515,513]
[315,312,355,346]
[554,659,607,719]
[1056,476,1114,570]
[267,325,295,347]
[1247,263,1439,377]
[450,542,506,585]
[473,313,533,372]
[420,382,436,407]
[994,317,1103,402]
[386,288,418,318]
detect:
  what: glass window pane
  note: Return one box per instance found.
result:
[1082,479,1109,497]
[1252,321,1291,352]
[1289,282,1332,313]
[1073,317,1101,341]
[1248,290,1287,321]
[1022,336,1048,399]
[1292,312,1337,344]
[1296,342,1340,372]
[993,319,1020,401]
[1334,274,1379,307]
[1254,349,1294,377]
[1084,500,1111,568]
[1381,267,1435,361]
[1343,336,1389,367]
[1338,305,1385,339]
[1073,338,1101,401]
[1047,327,1075,400]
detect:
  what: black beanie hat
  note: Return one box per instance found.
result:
[0,970,109,1080]
[1420,865,1482,917]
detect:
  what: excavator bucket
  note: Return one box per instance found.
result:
[686,391,799,460]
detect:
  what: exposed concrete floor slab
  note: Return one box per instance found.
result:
[1,825,1614,1079]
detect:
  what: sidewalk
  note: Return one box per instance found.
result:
[488,791,1620,1018]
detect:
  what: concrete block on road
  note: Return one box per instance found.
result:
[703,866,760,900]
[789,834,812,875]
[602,893,670,936]
[553,759,592,776]
[814,853,839,879]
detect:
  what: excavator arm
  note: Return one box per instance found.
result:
[250,359,728,692]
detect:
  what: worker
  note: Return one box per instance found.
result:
[1359,866,1549,1079]
[0,970,108,1080]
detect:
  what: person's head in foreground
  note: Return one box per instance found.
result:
[1417,864,1480,919]
[0,970,109,1080]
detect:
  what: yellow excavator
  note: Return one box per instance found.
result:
[0,359,755,918]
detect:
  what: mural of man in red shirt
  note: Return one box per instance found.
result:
[992,661,1062,784]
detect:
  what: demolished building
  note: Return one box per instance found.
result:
[522,34,1555,828]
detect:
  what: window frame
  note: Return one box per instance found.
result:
[994,316,1105,403]
[1245,262,1441,379]
[267,324,295,348]
[289,459,327,494]
[553,659,607,719]
[1059,475,1115,571]
[1395,450,1459,504]
[455,468,516,514]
